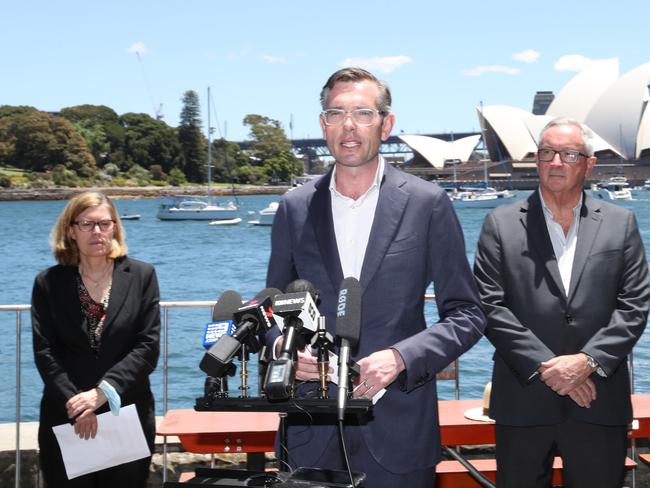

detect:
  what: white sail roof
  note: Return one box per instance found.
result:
[398,134,480,169]
[546,58,619,122]
[586,61,650,159]
[477,105,538,160]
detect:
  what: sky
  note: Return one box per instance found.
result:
[2,0,648,142]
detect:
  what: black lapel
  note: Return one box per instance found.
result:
[521,191,567,300]
[102,257,133,331]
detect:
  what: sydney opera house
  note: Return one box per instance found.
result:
[400,59,650,187]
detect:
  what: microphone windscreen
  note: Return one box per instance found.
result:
[286,279,320,304]
[335,277,362,346]
[212,290,243,321]
[255,287,282,301]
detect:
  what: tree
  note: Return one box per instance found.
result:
[178,91,206,183]
[210,138,247,183]
[242,114,301,183]
[120,112,182,173]
[0,109,95,175]
[60,105,126,168]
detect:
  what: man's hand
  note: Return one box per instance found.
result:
[66,388,107,421]
[539,353,595,396]
[73,409,98,439]
[295,349,332,381]
[567,377,597,408]
[353,348,405,398]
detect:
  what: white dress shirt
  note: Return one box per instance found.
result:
[329,157,384,280]
[539,189,582,297]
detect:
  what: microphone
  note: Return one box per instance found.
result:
[202,290,241,349]
[336,277,362,422]
[311,316,333,399]
[201,290,242,401]
[200,289,278,378]
[264,279,321,400]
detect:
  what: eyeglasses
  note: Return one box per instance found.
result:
[73,219,115,232]
[537,148,589,164]
[321,108,384,126]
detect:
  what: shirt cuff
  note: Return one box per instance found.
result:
[99,380,121,415]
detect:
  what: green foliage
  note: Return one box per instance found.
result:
[149,164,166,181]
[0,109,96,174]
[168,167,187,186]
[120,112,182,173]
[126,164,151,186]
[211,138,247,183]
[178,91,206,183]
[52,164,80,187]
[0,175,11,188]
[236,164,270,185]
[242,114,300,183]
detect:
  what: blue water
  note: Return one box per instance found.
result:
[2,191,650,422]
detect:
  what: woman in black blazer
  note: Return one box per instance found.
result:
[32,191,160,487]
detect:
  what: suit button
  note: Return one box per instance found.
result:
[565,314,574,324]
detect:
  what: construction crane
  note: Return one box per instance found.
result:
[135,51,164,120]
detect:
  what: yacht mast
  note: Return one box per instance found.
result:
[207,86,212,201]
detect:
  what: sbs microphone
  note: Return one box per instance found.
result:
[264,279,320,400]
[336,277,362,422]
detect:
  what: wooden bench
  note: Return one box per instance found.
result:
[435,456,637,488]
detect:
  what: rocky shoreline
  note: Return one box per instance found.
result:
[0,185,289,201]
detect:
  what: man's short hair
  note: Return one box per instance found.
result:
[320,67,392,114]
[538,117,595,157]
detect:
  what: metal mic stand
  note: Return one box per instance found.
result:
[311,317,332,399]
[238,344,250,398]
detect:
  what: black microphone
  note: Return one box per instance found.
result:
[200,289,278,378]
[201,290,242,400]
[264,279,321,400]
[336,277,362,422]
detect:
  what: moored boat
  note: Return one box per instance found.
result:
[591,176,633,201]
[157,197,239,220]
[249,201,278,226]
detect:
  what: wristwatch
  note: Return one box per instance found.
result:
[585,354,598,370]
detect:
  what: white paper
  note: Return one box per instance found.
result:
[52,404,151,479]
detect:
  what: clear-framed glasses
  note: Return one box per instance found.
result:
[321,108,384,126]
[537,148,588,164]
[73,219,115,232]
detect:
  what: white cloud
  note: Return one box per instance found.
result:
[127,42,149,55]
[512,49,539,63]
[462,65,520,76]
[262,54,286,63]
[554,54,593,72]
[340,55,413,74]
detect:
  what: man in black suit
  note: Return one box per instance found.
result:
[266,67,485,487]
[474,118,649,487]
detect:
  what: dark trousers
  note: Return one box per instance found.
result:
[38,401,155,488]
[495,419,628,488]
[282,422,436,488]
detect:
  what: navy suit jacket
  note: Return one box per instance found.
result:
[266,164,485,472]
[474,191,649,426]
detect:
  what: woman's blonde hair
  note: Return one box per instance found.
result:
[50,191,128,266]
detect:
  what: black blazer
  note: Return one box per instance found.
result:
[31,256,161,428]
[474,191,649,426]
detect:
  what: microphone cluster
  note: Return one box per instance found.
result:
[198,278,362,414]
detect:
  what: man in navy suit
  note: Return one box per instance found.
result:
[474,118,650,487]
[266,67,486,487]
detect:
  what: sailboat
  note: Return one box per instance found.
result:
[157,87,240,221]
[448,160,517,209]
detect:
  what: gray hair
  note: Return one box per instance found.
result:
[538,117,595,157]
[320,67,392,114]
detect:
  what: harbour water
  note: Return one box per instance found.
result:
[2,191,650,423]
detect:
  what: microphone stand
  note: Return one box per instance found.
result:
[312,317,331,399]
[238,344,250,398]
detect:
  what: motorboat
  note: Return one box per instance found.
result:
[450,187,517,209]
[249,201,278,226]
[120,214,141,220]
[156,197,239,220]
[591,176,633,201]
